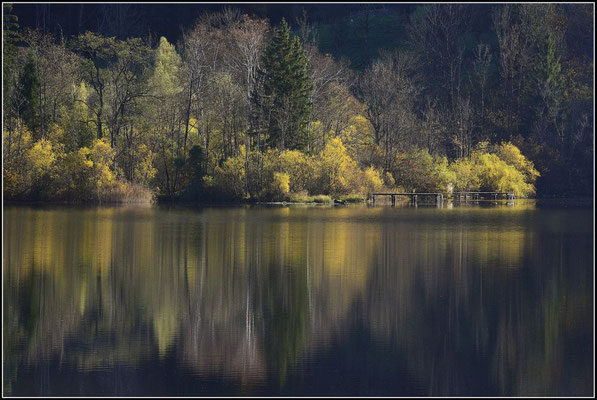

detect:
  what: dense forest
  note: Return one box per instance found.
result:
[2,3,593,202]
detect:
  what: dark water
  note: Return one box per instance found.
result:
[3,201,594,396]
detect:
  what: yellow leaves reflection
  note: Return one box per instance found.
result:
[4,204,590,395]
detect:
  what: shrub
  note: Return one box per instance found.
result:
[361,166,384,194]
[211,153,246,200]
[101,182,154,203]
[492,142,540,186]
[278,149,315,193]
[338,194,366,203]
[449,157,480,192]
[392,148,449,192]
[288,192,333,204]
[447,143,538,198]
[473,152,535,197]
[88,139,117,201]
[314,137,361,196]
[133,144,157,187]
[311,194,333,203]
[273,172,290,195]
[260,171,290,201]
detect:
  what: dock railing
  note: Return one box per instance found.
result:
[370,191,515,205]
[452,191,515,200]
[370,192,445,205]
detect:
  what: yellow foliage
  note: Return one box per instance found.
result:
[89,139,115,190]
[48,123,66,145]
[473,152,534,197]
[273,172,290,195]
[60,146,94,198]
[449,158,480,191]
[278,149,315,193]
[76,147,94,169]
[212,154,246,199]
[384,171,396,187]
[448,142,538,197]
[133,144,157,186]
[27,139,56,179]
[361,166,384,194]
[494,142,540,183]
[188,117,200,135]
[3,120,33,170]
[3,170,20,196]
[315,137,361,196]
[338,115,375,162]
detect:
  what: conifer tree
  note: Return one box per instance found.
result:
[3,4,20,81]
[19,53,41,137]
[258,18,312,151]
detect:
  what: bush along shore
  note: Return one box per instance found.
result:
[4,127,539,204]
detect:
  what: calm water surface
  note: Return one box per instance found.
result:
[3,201,594,396]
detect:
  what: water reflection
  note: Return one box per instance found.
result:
[3,203,593,396]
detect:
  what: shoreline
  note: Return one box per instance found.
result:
[3,196,593,208]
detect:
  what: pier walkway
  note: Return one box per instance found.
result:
[370,191,515,205]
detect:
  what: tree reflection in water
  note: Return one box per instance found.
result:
[3,203,593,396]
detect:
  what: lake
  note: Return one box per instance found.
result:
[3,201,594,396]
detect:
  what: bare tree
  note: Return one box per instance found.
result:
[408,4,469,107]
[358,51,420,171]
[180,15,226,161]
[472,43,492,137]
[452,96,475,159]
[226,15,268,148]
[419,97,446,156]
[492,4,553,138]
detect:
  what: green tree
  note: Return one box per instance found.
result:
[70,32,115,140]
[146,36,186,196]
[19,53,41,137]
[3,3,20,124]
[258,18,312,151]
[71,32,150,146]
[182,145,205,200]
[2,4,19,61]
[534,33,565,150]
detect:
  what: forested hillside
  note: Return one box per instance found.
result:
[3,4,593,202]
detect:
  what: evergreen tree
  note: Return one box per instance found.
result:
[258,18,312,151]
[19,53,41,137]
[3,4,20,126]
[3,4,19,75]
[184,145,205,200]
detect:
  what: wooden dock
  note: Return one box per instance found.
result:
[452,191,515,200]
[370,192,445,206]
[370,191,515,205]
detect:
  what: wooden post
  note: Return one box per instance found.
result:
[391,194,395,206]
